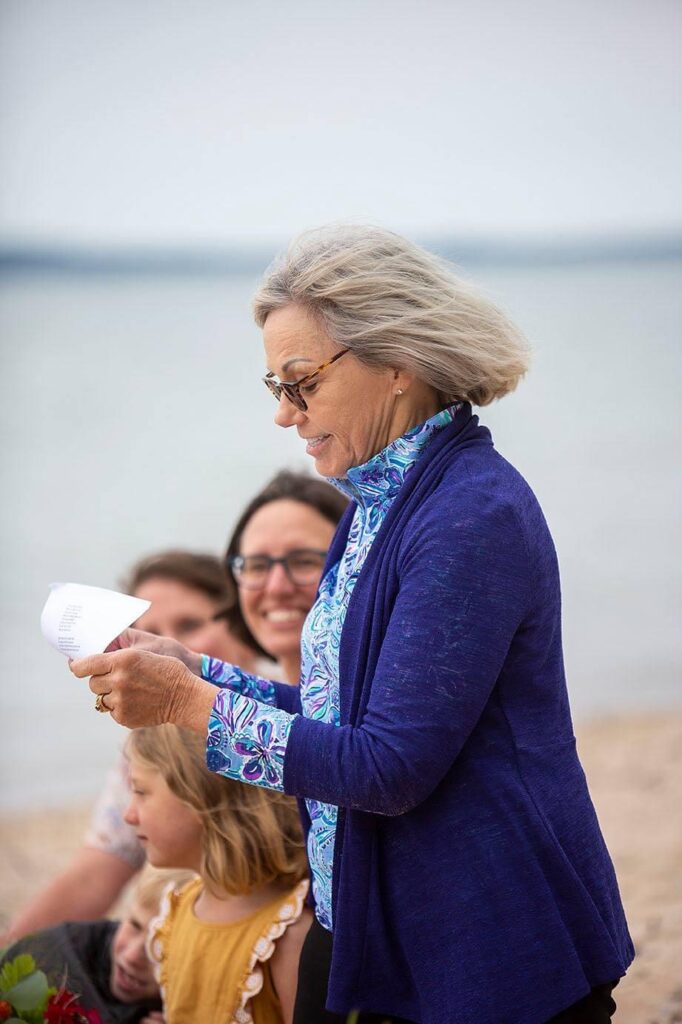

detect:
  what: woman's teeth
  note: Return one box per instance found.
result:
[265,610,303,622]
[305,434,329,453]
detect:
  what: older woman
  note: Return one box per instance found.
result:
[72,227,633,1024]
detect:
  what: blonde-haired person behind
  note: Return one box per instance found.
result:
[126,724,311,1024]
[2,866,191,1023]
[72,226,633,1024]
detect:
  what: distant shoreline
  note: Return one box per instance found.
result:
[2,234,681,277]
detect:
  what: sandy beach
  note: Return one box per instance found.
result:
[1,710,681,1023]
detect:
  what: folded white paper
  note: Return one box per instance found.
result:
[40,582,151,659]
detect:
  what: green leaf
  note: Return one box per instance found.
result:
[0,954,37,995]
[22,1010,49,1024]
[4,970,49,1012]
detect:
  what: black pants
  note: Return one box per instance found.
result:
[545,981,618,1023]
[293,917,416,1023]
[293,917,619,1024]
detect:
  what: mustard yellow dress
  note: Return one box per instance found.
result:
[148,877,309,1024]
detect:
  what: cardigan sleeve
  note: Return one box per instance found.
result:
[282,493,533,815]
[205,491,533,813]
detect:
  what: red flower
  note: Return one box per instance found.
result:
[44,989,90,1023]
[0,1000,12,1021]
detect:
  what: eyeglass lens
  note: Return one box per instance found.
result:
[232,550,327,588]
[263,375,307,411]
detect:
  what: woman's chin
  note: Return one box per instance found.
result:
[310,445,349,479]
[314,460,343,479]
[259,632,300,661]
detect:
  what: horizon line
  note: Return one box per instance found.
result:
[1,233,681,276]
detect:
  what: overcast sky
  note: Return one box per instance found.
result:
[1,0,680,245]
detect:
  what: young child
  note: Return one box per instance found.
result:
[2,868,181,1024]
[124,724,311,1024]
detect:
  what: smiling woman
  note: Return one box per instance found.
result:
[221,470,348,685]
[261,304,442,478]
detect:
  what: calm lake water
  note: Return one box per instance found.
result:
[1,260,680,810]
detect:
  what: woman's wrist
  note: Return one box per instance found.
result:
[182,648,203,677]
[167,666,217,735]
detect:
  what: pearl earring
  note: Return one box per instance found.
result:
[396,388,404,395]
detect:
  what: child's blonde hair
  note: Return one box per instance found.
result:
[132,865,196,913]
[126,725,307,896]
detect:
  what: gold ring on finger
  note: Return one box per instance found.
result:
[94,693,111,713]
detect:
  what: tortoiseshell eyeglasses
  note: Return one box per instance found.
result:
[262,349,350,412]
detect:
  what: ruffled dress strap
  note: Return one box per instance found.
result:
[146,878,200,996]
[231,878,310,1024]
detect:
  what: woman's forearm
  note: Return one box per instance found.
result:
[169,674,219,735]
[3,847,136,941]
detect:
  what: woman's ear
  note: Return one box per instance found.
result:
[392,368,415,395]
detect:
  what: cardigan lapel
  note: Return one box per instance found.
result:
[338,405,495,725]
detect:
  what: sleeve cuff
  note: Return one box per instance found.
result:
[201,654,278,705]
[205,687,295,792]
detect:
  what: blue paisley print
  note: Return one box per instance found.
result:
[202,404,460,926]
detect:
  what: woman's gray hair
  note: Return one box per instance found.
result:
[252,225,530,407]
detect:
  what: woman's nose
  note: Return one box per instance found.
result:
[274,393,305,428]
[264,562,296,594]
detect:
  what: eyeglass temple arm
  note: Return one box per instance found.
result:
[295,348,350,387]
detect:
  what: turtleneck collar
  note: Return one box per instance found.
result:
[331,403,463,507]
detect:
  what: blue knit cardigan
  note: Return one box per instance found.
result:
[266,408,633,1024]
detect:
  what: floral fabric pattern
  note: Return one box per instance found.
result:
[201,654,277,705]
[207,689,292,790]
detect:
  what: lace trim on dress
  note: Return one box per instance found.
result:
[230,878,310,1024]
[146,879,185,999]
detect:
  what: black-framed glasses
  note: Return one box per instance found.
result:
[228,549,328,589]
[262,349,350,412]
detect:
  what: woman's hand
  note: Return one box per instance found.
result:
[69,648,216,733]
[105,627,203,676]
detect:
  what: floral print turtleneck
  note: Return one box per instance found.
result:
[202,404,460,930]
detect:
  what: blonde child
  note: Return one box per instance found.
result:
[124,725,311,1024]
[2,866,189,1024]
